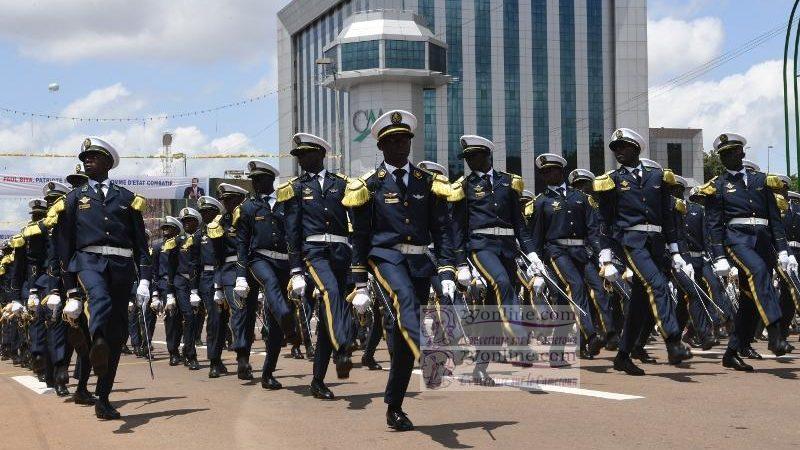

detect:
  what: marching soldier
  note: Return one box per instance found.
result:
[280,133,354,399]
[529,154,618,359]
[197,196,229,378]
[172,207,204,370]
[771,176,799,345]
[236,160,298,390]
[701,133,795,371]
[158,216,184,366]
[207,183,251,379]
[345,110,455,431]
[593,128,692,376]
[54,137,151,420]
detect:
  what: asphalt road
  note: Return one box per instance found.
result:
[2,326,800,449]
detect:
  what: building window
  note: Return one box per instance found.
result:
[668,143,683,175]
[531,0,548,193]
[424,89,437,162]
[504,0,520,175]
[385,40,425,69]
[418,0,435,31]
[587,0,605,175]
[446,0,464,178]
[429,43,446,73]
[475,0,492,139]
[341,40,379,71]
[559,0,577,172]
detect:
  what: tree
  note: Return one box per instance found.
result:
[703,150,724,182]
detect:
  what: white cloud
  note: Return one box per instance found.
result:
[650,59,791,172]
[648,16,725,84]
[0,1,292,64]
[61,83,144,118]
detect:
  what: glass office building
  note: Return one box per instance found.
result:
[278,0,649,190]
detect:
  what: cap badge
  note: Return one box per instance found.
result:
[720,134,728,143]
[614,130,624,140]
[391,111,402,125]
[294,135,302,145]
[83,138,91,149]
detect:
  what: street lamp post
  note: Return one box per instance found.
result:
[316,57,343,174]
[784,0,800,186]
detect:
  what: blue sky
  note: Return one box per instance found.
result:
[0,0,796,226]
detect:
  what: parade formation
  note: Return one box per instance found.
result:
[2,109,799,432]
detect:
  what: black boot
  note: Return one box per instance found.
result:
[94,397,121,420]
[237,354,253,380]
[290,345,304,359]
[261,373,282,390]
[739,346,763,360]
[169,353,180,366]
[386,406,414,431]
[73,387,97,405]
[335,353,352,379]
[310,378,334,400]
[613,352,645,376]
[587,333,605,356]
[722,348,753,372]
[187,357,200,370]
[630,346,657,364]
[361,354,382,370]
[767,323,792,356]
[666,340,693,365]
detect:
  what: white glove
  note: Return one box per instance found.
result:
[441,280,456,301]
[234,277,250,297]
[682,262,695,280]
[456,265,472,287]
[150,298,163,312]
[27,293,39,309]
[190,289,201,307]
[471,268,485,289]
[600,263,619,282]
[532,276,545,294]
[598,249,613,265]
[713,258,731,277]
[46,293,62,312]
[165,294,176,310]
[63,299,82,319]
[526,252,546,278]
[10,301,24,316]
[352,288,371,315]
[788,254,799,275]
[290,274,306,296]
[622,267,634,282]
[128,301,135,312]
[671,253,688,272]
[136,279,150,306]
[213,289,224,305]
[730,266,739,279]
[779,251,791,272]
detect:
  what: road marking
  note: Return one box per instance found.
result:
[410,369,644,400]
[12,375,53,394]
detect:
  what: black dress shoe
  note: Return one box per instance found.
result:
[73,388,96,405]
[261,374,282,390]
[386,407,414,431]
[630,347,657,364]
[169,354,180,366]
[208,365,221,379]
[361,355,383,370]
[613,353,645,376]
[310,379,334,400]
[700,335,716,351]
[55,365,69,386]
[31,354,46,372]
[54,384,70,397]
[768,338,792,357]
[666,341,693,365]
[94,398,121,420]
[722,350,754,372]
[578,346,594,360]
[305,345,315,360]
[335,354,352,379]
[739,346,763,360]
[90,337,110,377]
[237,356,253,380]
[290,345,304,359]
[605,333,620,351]
[587,334,605,356]
[472,368,496,386]
[37,372,47,383]
[188,358,200,370]
[120,345,132,355]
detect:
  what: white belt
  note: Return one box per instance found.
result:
[473,227,515,236]
[688,251,703,258]
[728,217,768,226]
[790,241,800,248]
[179,273,192,279]
[224,255,238,263]
[81,245,133,258]
[255,249,289,260]
[306,233,349,244]
[392,244,428,255]
[625,224,662,233]
[553,238,585,246]
[203,265,215,271]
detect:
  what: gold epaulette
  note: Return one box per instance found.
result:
[232,205,241,226]
[10,234,25,248]
[448,176,465,202]
[593,171,615,192]
[342,171,373,208]
[182,235,194,249]
[430,173,451,199]
[43,197,65,228]
[776,193,789,214]
[675,198,687,214]
[510,174,524,194]
[662,169,677,185]
[698,177,717,196]
[131,195,147,212]
[334,173,349,181]
[22,222,42,238]
[588,195,599,209]
[276,177,297,203]
[206,214,224,239]
[163,237,177,251]
[524,200,534,217]
[766,174,784,191]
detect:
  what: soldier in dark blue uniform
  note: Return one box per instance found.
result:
[280,132,355,399]
[530,154,618,359]
[172,207,204,370]
[54,136,151,420]
[197,195,229,378]
[346,110,455,431]
[207,183,251,379]
[158,216,184,366]
[701,132,795,371]
[767,175,799,345]
[237,160,298,390]
[593,128,692,376]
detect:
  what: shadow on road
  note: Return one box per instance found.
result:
[112,408,210,434]
[114,395,188,409]
[413,420,518,448]
[340,391,420,410]
[756,366,800,379]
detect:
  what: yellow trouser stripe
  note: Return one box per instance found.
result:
[776,265,800,310]
[369,260,419,359]
[305,260,340,351]
[623,247,668,339]
[726,247,769,325]
[550,257,587,339]
[587,285,607,334]
[470,252,515,337]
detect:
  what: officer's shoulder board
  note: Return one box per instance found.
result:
[674,198,687,214]
[232,205,242,226]
[163,237,177,251]
[43,196,66,229]
[448,176,466,202]
[581,191,600,209]
[115,184,146,213]
[775,193,789,214]
[206,214,224,239]
[276,177,299,203]
[342,169,375,208]
[415,167,451,200]
[698,176,718,196]
[524,198,535,217]
[22,220,43,238]
[495,170,524,195]
[766,174,784,191]
[182,235,194,249]
[9,233,25,248]
[593,171,616,192]
[334,172,348,181]
[662,168,677,185]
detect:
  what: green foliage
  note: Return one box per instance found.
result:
[703,150,724,182]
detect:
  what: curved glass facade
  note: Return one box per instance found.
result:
[385,40,426,69]
[341,40,379,71]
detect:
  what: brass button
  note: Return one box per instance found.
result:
[403,201,408,207]
[405,219,410,224]
[406,236,412,242]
